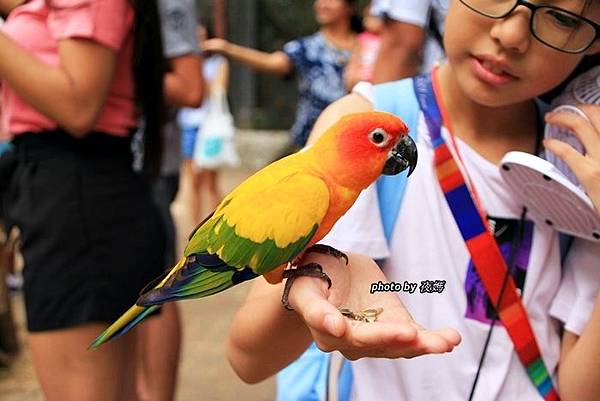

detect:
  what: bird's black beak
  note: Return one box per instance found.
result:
[382,135,418,176]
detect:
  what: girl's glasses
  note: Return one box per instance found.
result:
[459,0,600,53]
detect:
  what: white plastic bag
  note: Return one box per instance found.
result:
[193,87,240,169]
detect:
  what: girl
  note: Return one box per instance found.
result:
[178,22,229,221]
[202,0,361,148]
[0,0,165,400]
[344,1,384,90]
[226,1,600,400]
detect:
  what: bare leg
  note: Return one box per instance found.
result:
[181,160,201,222]
[0,224,19,357]
[29,323,139,401]
[137,303,181,401]
[201,169,221,212]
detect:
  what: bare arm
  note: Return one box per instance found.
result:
[558,295,600,401]
[0,33,116,137]
[203,38,292,77]
[164,54,204,108]
[226,279,313,384]
[0,0,24,18]
[344,43,364,92]
[228,251,460,383]
[371,20,426,84]
[212,59,229,92]
[307,92,372,146]
[227,94,460,383]
[227,95,372,382]
[550,105,600,401]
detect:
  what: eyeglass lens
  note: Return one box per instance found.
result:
[461,0,596,52]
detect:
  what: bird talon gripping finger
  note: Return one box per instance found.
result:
[90,112,417,348]
[281,263,332,311]
[303,244,349,265]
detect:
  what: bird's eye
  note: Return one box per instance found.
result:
[369,128,390,147]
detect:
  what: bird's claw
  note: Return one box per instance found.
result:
[302,244,349,266]
[281,263,332,311]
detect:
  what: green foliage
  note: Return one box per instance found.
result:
[259,0,318,43]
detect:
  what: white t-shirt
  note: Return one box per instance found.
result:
[371,0,448,72]
[321,86,600,401]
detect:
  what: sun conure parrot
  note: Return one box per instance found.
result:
[91,111,417,348]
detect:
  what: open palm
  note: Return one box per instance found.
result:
[287,252,461,361]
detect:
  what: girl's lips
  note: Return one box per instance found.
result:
[471,56,517,86]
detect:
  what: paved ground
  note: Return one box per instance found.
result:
[0,130,291,401]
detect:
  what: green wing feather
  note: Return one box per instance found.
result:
[185,171,331,274]
[91,170,331,347]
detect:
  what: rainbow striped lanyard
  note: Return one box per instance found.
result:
[413,71,559,401]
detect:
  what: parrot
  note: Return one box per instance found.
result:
[91,111,417,348]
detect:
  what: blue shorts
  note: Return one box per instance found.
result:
[181,126,199,159]
[0,142,12,156]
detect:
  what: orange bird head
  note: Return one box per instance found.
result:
[311,111,417,190]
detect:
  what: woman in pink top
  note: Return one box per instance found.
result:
[344,1,383,90]
[0,0,166,400]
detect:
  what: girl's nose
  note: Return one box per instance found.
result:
[489,7,532,53]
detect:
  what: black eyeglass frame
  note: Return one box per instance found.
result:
[459,0,600,53]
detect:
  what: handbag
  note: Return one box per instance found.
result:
[193,87,240,170]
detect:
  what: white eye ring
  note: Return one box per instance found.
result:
[369,128,390,148]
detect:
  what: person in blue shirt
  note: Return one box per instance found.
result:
[203,0,361,147]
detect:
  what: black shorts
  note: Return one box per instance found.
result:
[0,145,17,225]
[6,131,166,332]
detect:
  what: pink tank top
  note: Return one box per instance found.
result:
[357,31,382,82]
[1,0,136,136]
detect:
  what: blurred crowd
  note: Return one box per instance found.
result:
[0,0,599,401]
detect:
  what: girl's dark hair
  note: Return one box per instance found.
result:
[132,0,166,177]
[198,17,218,58]
[345,0,364,33]
[199,16,215,40]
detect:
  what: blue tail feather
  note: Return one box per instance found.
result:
[136,253,258,307]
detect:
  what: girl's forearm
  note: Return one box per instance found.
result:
[213,61,229,92]
[0,0,24,17]
[164,54,204,108]
[559,294,600,401]
[0,32,116,137]
[227,280,312,383]
[224,43,291,76]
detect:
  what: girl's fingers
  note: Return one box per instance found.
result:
[339,327,461,360]
[545,138,600,211]
[419,328,462,352]
[296,292,461,359]
[343,320,418,348]
[544,138,589,173]
[290,277,347,338]
[312,316,461,359]
[545,108,600,160]
[581,105,600,137]
[314,320,416,356]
